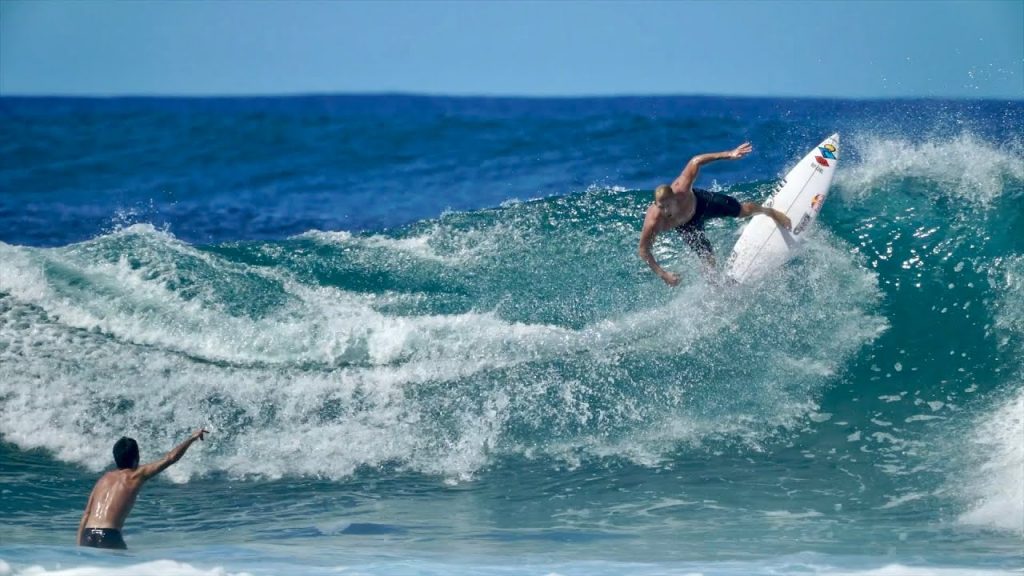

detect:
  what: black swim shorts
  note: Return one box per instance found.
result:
[81,527,127,550]
[675,188,742,257]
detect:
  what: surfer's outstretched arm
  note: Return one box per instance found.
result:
[739,202,792,230]
[672,142,753,193]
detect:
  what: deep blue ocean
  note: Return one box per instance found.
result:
[1,95,1022,576]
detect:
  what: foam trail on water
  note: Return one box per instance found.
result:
[295,218,517,266]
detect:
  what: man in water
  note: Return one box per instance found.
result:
[77,428,208,549]
[638,142,791,285]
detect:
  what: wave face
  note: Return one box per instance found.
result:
[1,96,1022,573]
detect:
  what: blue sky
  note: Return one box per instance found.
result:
[1,0,1021,99]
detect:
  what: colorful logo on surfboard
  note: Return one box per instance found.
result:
[811,193,824,211]
[815,156,830,167]
[819,144,837,160]
[793,213,813,234]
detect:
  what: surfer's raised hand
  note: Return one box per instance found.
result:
[729,142,753,160]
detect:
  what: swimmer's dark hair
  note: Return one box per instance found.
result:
[113,437,139,469]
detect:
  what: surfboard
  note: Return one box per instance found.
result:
[725,133,839,284]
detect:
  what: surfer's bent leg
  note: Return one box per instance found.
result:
[703,192,742,219]
[679,227,713,258]
[678,226,717,272]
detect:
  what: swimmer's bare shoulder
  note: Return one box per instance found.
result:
[78,428,208,547]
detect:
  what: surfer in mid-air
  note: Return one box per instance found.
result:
[638,142,791,286]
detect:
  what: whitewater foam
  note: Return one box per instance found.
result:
[0,191,887,482]
[837,133,1024,204]
[0,226,573,368]
[6,560,252,576]
[4,558,1020,576]
[957,386,1024,534]
[989,255,1024,351]
[297,229,454,264]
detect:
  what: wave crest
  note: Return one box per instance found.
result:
[837,133,1024,204]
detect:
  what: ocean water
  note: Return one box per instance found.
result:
[0,95,1022,576]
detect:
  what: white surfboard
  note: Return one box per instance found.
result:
[726,133,839,284]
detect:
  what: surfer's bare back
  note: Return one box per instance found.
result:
[638,142,791,286]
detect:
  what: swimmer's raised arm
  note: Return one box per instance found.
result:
[133,429,208,483]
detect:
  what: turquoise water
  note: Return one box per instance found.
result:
[0,96,1022,575]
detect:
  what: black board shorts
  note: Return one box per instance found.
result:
[675,188,742,257]
[81,527,127,550]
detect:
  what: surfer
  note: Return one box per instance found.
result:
[638,142,791,286]
[77,429,208,549]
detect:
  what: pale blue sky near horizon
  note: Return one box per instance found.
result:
[1,0,1022,99]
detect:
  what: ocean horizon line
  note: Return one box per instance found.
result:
[1,90,1021,103]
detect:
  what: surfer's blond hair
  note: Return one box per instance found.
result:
[654,184,673,203]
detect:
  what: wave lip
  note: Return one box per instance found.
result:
[0,224,570,368]
[837,133,1024,204]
